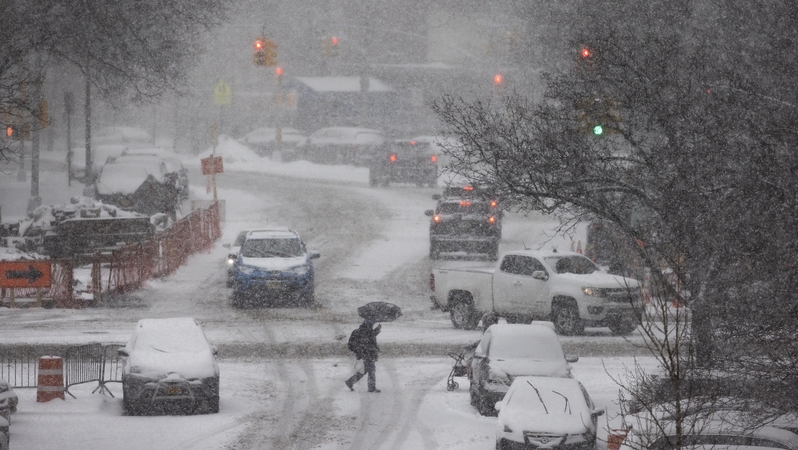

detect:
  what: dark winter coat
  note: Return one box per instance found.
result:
[348,322,380,361]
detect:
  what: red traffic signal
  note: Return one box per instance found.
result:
[493,74,503,85]
[580,47,592,58]
[255,39,264,51]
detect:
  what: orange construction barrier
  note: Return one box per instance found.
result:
[607,429,629,450]
[36,356,65,402]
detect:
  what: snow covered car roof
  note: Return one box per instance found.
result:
[246,227,296,240]
[122,318,218,380]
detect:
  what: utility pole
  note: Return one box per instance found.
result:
[65,91,74,186]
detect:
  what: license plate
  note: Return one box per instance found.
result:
[164,386,182,395]
[267,280,283,289]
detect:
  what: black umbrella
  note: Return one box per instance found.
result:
[358,302,402,323]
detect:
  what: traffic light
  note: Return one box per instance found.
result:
[493,73,504,94]
[323,36,340,57]
[253,37,277,67]
[575,97,621,136]
[5,126,15,139]
[575,45,598,73]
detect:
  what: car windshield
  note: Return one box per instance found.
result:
[437,202,491,215]
[233,231,248,247]
[241,238,304,258]
[545,255,599,274]
[489,333,565,360]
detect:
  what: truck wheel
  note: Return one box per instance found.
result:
[450,301,479,330]
[608,318,637,336]
[552,301,585,335]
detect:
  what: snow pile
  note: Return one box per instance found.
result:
[196,135,370,184]
[17,196,146,237]
[0,246,47,261]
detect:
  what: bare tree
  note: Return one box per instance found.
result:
[432,0,798,443]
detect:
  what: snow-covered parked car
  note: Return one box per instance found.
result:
[231,228,320,307]
[296,127,385,166]
[238,127,307,159]
[0,379,17,422]
[118,318,220,415]
[470,323,578,416]
[495,376,604,450]
[0,416,7,450]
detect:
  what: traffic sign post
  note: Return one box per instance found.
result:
[0,261,52,288]
[201,151,223,202]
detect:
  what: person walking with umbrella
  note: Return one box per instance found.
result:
[346,319,382,393]
[345,302,401,393]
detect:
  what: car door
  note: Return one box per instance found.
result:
[493,255,549,318]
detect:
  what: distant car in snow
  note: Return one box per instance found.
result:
[368,139,439,188]
[296,126,385,166]
[238,127,307,160]
[495,376,604,450]
[118,318,219,415]
[231,227,320,307]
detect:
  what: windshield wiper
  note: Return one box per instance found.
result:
[552,389,571,414]
[527,381,549,414]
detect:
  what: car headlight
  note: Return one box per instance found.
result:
[486,368,511,385]
[290,264,311,275]
[582,286,605,297]
[227,254,237,266]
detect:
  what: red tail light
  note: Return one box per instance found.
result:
[429,273,435,291]
[488,216,496,224]
[463,186,474,191]
[430,155,437,163]
[459,201,471,207]
[389,154,397,162]
[490,199,498,208]
[410,141,417,146]
[433,214,442,223]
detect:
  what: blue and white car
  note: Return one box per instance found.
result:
[231,228,320,307]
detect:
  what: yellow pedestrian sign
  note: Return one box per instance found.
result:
[214,80,232,106]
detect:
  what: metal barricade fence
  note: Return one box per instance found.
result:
[1,344,123,396]
[0,346,42,388]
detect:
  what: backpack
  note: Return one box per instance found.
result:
[347,328,361,352]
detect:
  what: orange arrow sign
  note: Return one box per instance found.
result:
[0,261,52,288]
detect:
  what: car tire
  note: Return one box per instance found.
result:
[608,319,637,336]
[369,167,379,187]
[552,300,585,336]
[209,394,220,414]
[450,300,479,330]
[302,286,315,307]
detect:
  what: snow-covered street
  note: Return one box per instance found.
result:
[1,140,655,449]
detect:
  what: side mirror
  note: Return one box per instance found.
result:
[432,194,441,200]
[566,355,579,363]
[424,210,434,216]
[117,348,129,357]
[495,401,504,412]
[592,407,606,417]
[211,345,218,356]
[532,270,548,281]
[309,251,321,259]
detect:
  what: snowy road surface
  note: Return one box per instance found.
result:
[0,143,657,449]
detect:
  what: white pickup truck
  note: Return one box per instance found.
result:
[429,249,642,335]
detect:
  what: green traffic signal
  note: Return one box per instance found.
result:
[592,124,604,135]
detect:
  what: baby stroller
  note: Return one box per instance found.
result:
[447,340,480,391]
